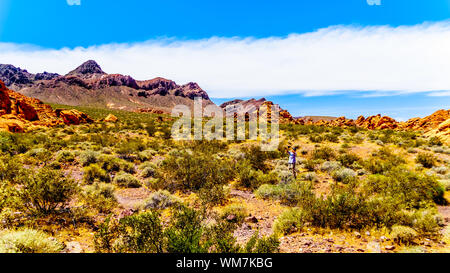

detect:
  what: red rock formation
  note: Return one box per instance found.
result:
[0,80,93,132]
[401,110,450,131]
[56,109,94,125]
[0,81,11,115]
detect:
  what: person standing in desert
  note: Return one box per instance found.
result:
[287,146,298,179]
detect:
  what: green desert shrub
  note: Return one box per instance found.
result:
[312,146,336,161]
[320,161,341,173]
[81,183,117,213]
[141,165,156,178]
[156,151,234,205]
[236,161,279,189]
[255,182,315,205]
[331,168,357,183]
[79,150,100,166]
[273,208,310,235]
[303,159,320,171]
[119,211,165,253]
[364,167,446,208]
[390,225,418,245]
[113,172,141,188]
[337,153,361,168]
[364,147,406,174]
[0,229,63,253]
[243,232,280,254]
[142,190,180,210]
[220,203,248,224]
[99,155,135,174]
[415,153,437,168]
[17,167,78,215]
[301,172,318,182]
[83,164,111,184]
[165,205,208,253]
[55,150,75,164]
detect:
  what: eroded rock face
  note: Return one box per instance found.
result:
[0,81,12,115]
[56,109,94,125]
[402,110,450,131]
[0,79,93,133]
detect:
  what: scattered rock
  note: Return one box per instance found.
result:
[385,245,396,251]
[245,216,259,224]
[56,109,93,125]
[104,114,118,123]
[367,242,382,253]
[354,231,361,238]
[64,241,83,253]
[226,214,237,222]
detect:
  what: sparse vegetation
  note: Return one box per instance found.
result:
[0,104,448,254]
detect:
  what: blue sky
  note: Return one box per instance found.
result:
[0,0,449,119]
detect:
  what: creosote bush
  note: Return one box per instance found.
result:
[94,205,280,253]
[18,167,78,215]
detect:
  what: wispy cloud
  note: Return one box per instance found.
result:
[1,22,450,98]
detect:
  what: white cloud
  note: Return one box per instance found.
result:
[1,22,450,98]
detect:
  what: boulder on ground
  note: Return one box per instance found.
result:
[56,109,94,125]
[104,114,118,123]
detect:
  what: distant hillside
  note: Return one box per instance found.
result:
[0,60,214,113]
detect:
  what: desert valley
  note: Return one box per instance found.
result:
[0,60,449,253]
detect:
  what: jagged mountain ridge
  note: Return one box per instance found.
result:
[0,60,212,113]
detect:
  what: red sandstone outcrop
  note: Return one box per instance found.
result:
[0,80,93,133]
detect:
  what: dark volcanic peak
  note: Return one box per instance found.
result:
[0,64,59,86]
[67,60,106,76]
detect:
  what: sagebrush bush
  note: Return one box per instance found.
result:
[0,229,63,253]
[331,168,357,183]
[301,172,318,182]
[142,190,180,210]
[255,182,315,205]
[79,150,100,166]
[236,160,279,189]
[337,153,361,168]
[243,232,280,254]
[390,225,418,245]
[273,208,309,235]
[55,150,75,164]
[141,165,156,178]
[113,172,141,188]
[220,203,248,224]
[415,153,437,168]
[81,183,117,213]
[83,164,111,184]
[312,146,336,161]
[320,161,342,173]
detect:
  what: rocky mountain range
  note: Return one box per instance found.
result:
[0,60,213,113]
[1,61,448,143]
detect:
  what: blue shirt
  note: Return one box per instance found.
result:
[288,151,296,164]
